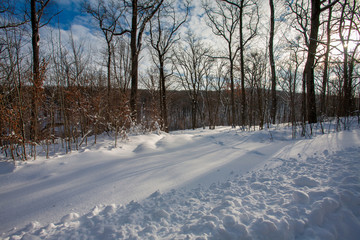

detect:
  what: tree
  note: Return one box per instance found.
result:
[287,0,339,124]
[30,0,58,143]
[127,0,164,121]
[204,59,227,129]
[337,0,359,117]
[83,0,124,105]
[305,0,339,123]
[0,0,28,29]
[278,40,305,138]
[269,0,277,124]
[0,21,28,160]
[320,0,333,116]
[220,0,259,127]
[173,32,213,130]
[245,51,267,129]
[204,0,240,127]
[148,0,189,132]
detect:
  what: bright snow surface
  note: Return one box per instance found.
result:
[1,125,360,239]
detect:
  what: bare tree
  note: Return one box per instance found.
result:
[112,38,131,94]
[0,0,28,29]
[220,0,259,127]
[126,0,164,121]
[204,0,240,128]
[304,0,339,123]
[245,51,267,129]
[83,0,124,104]
[269,0,277,124]
[278,41,305,138]
[30,0,59,144]
[204,59,227,129]
[173,32,213,129]
[287,0,339,124]
[148,0,189,132]
[337,0,359,117]
[0,24,29,160]
[320,0,333,116]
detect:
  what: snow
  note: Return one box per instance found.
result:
[1,124,360,239]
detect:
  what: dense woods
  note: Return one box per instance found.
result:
[1,0,359,160]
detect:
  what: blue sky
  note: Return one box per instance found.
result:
[52,0,85,30]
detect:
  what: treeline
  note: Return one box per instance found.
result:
[0,0,359,160]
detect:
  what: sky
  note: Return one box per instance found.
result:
[40,0,225,76]
[24,0,288,80]
[50,0,214,41]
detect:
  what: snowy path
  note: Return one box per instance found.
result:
[1,127,360,239]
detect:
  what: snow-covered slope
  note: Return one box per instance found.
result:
[1,126,360,239]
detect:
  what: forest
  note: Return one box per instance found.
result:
[0,0,359,161]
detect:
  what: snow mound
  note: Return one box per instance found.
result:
[294,176,319,187]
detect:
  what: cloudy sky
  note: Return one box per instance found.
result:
[41,0,225,72]
[38,0,281,76]
[50,0,215,42]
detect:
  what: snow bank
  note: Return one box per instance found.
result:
[2,129,360,239]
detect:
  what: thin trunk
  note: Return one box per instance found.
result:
[192,98,197,130]
[159,57,168,132]
[239,1,246,127]
[321,2,332,115]
[269,0,277,124]
[230,59,236,127]
[107,42,112,105]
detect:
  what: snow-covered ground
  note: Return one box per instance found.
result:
[1,124,360,239]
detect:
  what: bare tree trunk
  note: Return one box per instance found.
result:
[269,0,277,124]
[130,0,138,121]
[239,2,246,127]
[304,0,338,123]
[159,58,168,132]
[339,0,356,116]
[321,2,332,116]
[304,0,321,124]
[107,42,112,106]
[30,0,40,142]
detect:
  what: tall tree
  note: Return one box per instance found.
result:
[269,0,277,124]
[83,0,124,105]
[204,0,240,128]
[30,0,58,142]
[127,0,164,121]
[85,0,164,121]
[173,32,213,130]
[338,0,359,116]
[320,0,333,116]
[302,0,338,123]
[148,0,189,132]
[220,0,259,127]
